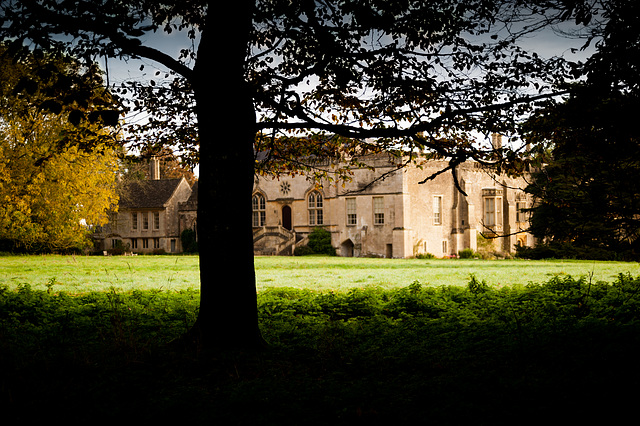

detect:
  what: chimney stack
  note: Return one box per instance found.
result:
[149,156,160,180]
[491,133,502,150]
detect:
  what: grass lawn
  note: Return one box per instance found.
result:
[255,255,640,290]
[1,254,639,293]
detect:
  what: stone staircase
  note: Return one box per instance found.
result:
[253,226,298,256]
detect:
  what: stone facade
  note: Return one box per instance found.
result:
[95,152,533,258]
[252,154,534,258]
[178,181,198,236]
[94,173,192,254]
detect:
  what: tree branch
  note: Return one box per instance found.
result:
[110,34,194,80]
[256,89,572,138]
[11,1,194,80]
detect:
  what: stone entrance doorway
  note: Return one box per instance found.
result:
[341,239,354,257]
[282,205,292,230]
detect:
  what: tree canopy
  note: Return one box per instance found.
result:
[0,46,120,252]
[0,0,613,349]
[1,1,598,168]
[519,0,640,260]
[522,90,640,259]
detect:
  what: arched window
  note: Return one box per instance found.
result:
[252,193,266,227]
[308,191,324,226]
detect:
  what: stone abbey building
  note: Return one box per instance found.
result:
[93,158,194,254]
[253,152,533,258]
[96,143,534,257]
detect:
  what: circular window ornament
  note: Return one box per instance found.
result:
[280,181,291,195]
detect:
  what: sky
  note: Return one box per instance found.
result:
[104,28,196,87]
[104,9,597,77]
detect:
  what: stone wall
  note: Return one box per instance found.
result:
[253,155,534,258]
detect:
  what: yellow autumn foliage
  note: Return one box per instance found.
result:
[0,48,120,252]
[0,114,119,252]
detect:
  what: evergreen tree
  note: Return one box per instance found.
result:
[523,90,640,259]
[523,0,640,260]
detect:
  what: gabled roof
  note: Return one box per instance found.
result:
[185,181,198,205]
[118,178,187,209]
[178,181,198,211]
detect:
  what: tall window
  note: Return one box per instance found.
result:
[131,212,138,231]
[433,195,442,225]
[153,212,160,230]
[308,191,324,225]
[373,197,384,225]
[483,189,503,230]
[516,201,528,223]
[252,193,266,227]
[346,198,357,225]
[142,213,149,230]
[108,212,119,231]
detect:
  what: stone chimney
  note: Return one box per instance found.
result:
[149,156,160,180]
[491,133,502,150]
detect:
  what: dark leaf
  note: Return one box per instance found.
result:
[68,109,85,126]
[100,110,121,126]
[39,99,63,114]
[12,77,38,96]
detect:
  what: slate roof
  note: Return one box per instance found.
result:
[118,178,186,209]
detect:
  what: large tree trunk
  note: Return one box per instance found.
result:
[185,2,264,351]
